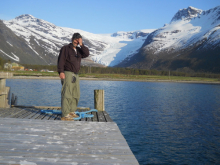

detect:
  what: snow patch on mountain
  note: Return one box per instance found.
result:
[6,41,13,47]
[143,6,220,55]
[171,6,203,22]
[3,14,155,66]
[28,45,39,55]
[0,50,19,61]
[93,31,153,66]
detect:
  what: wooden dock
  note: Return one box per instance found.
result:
[0,106,113,122]
[0,107,139,164]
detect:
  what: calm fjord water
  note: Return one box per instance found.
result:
[6,79,220,165]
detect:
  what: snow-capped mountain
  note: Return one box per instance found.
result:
[94,29,154,66]
[0,20,49,65]
[170,6,203,22]
[0,14,154,66]
[1,5,220,72]
[119,6,220,73]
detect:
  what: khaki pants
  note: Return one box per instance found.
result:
[61,71,80,117]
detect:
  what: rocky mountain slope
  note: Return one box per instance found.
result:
[1,5,220,73]
[118,6,220,73]
[0,14,153,66]
[0,20,48,65]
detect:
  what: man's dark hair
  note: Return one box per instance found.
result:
[72,33,82,41]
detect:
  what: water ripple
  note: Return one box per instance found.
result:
[6,79,220,164]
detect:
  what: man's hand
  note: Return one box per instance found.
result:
[60,72,65,79]
[78,38,83,46]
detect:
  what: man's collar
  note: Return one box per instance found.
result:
[69,43,81,49]
[69,43,75,49]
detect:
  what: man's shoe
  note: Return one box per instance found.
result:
[69,112,79,118]
[61,114,74,121]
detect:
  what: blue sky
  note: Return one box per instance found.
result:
[0,0,219,34]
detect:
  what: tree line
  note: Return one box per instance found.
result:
[0,57,220,78]
[0,56,6,70]
[79,66,220,78]
[21,64,57,71]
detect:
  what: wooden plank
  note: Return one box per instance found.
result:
[9,108,29,118]
[0,146,134,156]
[8,109,24,117]
[42,114,52,120]
[48,114,58,120]
[103,111,113,122]
[0,108,7,116]
[0,108,19,117]
[92,111,98,122]
[45,108,61,120]
[97,111,106,122]
[11,105,62,109]
[26,110,42,119]
[35,113,46,120]
[0,108,20,117]
[0,111,6,117]
[0,156,138,165]
[41,108,52,120]
[12,105,90,110]
[86,112,92,122]
[16,108,37,119]
[0,118,139,164]
[0,108,113,122]
[56,114,61,120]
[0,140,130,149]
[31,109,48,120]
[22,109,39,119]
[77,107,90,110]
[47,108,60,120]
[19,109,35,119]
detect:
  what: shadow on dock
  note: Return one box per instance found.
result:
[0,107,113,122]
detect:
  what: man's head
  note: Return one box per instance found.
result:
[72,33,82,47]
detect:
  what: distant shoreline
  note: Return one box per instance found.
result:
[8,76,220,85]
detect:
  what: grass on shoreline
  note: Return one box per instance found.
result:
[13,71,59,77]
[10,71,220,83]
[81,73,220,82]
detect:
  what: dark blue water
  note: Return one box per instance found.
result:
[6,79,220,165]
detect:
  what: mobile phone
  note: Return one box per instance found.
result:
[72,76,76,83]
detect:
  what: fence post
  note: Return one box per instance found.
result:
[0,72,13,108]
[94,89,105,111]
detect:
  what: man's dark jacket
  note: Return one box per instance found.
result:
[57,43,89,74]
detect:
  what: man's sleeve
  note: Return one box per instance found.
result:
[57,47,66,74]
[80,44,90,58]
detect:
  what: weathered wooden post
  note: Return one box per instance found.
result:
[0,72,13,108]
[94,89,105,111]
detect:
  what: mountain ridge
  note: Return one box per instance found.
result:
[0,20,48,65]
[1,14,153,66]
[117,5,220,73]
[170,6,203,22]
[0,5,220,73]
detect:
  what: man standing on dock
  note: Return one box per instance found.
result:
[57,33,90,121]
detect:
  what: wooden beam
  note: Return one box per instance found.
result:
[11,105,90,110]
[94,89,105,111]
